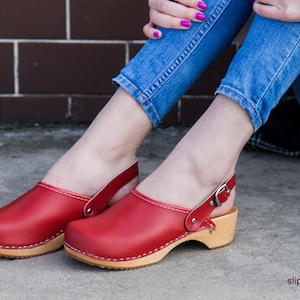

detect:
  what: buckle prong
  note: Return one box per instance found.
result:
[213,184,231,207]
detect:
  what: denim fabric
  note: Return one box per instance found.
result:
[113,0,300,131]
[113,0,253,127]
[216,15,300,131]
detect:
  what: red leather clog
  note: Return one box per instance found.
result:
[64,174,238,269]
[0,160,138,258]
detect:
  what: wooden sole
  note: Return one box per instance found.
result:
[65,206,238,270]
[0,234,64,258]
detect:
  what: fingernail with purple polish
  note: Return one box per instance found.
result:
[196,12,206,21]
[153,31,159,38]
[180,20,191,28]
[198,1,207,10]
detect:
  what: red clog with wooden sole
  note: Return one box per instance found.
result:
[0,160,138,258]
[64,174,237,270]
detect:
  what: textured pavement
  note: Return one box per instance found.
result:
[0,124,299,300]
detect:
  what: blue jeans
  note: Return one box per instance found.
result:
[113,0,300,131]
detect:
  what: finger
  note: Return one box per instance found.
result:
[143,22,162,39]
[176,0,208,11]
[253,0,274,5]
[149,0,206,11]
[150,9,192,30]
[151,0,206,22]
[253,2,282,21]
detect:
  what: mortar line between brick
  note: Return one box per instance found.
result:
[67,96,72,119]
[125,42,129,64]
[66,0,71,39]
[0,39,146,45]
[177,99,182,123]
[0,94,114,97]
[13,42,19,95]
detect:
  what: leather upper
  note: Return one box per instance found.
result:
[64,175,235,261]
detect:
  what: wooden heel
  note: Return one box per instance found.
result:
[192,206,238,249]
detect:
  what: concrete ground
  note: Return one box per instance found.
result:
[0,124,299,300]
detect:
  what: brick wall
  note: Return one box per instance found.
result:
[0,2,295,125]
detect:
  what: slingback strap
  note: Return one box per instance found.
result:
[185,174,235,232]
[83,160,139,217]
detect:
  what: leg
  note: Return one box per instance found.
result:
[0,0,253,258]
[139,14,300,211]
[64,12,300,269]
[138,94,252,216]
[44,0,252,196]
[217,15,300,131]
[43,87,151,199]
[32,0,253,197]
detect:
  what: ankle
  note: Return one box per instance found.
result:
[137,155,236,214]
[42,146,138,197]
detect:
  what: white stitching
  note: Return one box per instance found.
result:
[0,230,64,250]
[64,231,191,262]
[131,190,190,214]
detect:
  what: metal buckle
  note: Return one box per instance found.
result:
[213,184,231,207]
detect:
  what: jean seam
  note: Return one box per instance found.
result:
[142,0,232,102]
[254,37,300,121]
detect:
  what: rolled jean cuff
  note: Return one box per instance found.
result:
[216,15,300,132]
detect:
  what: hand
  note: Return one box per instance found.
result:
[253,0,300,22]
[143,0,208,39]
